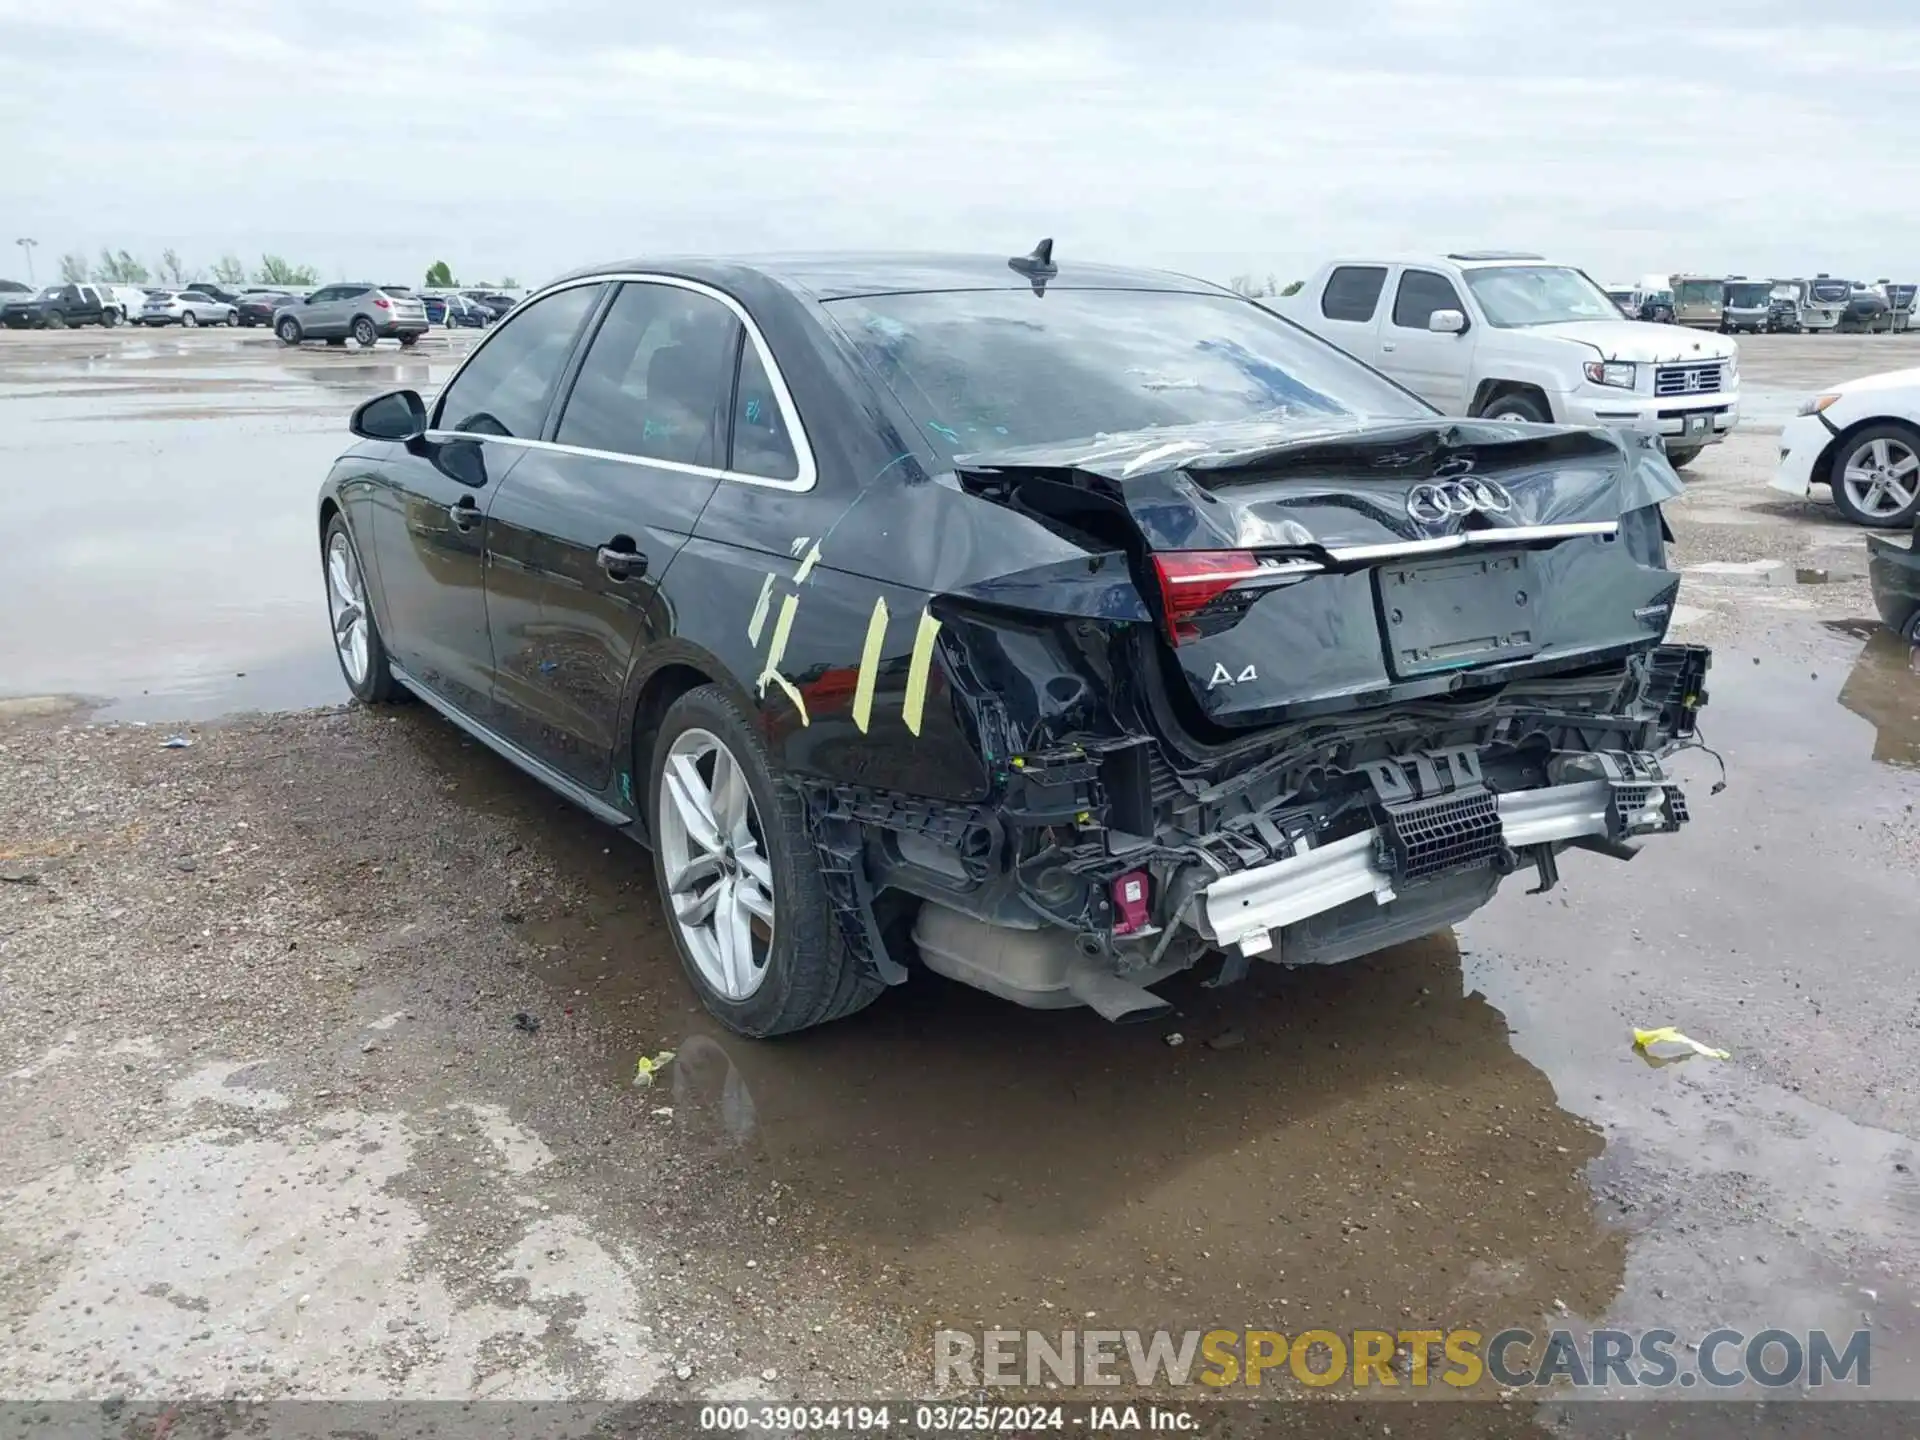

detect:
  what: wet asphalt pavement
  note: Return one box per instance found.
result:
[2,328,1919,1427]
[0,329,472,719]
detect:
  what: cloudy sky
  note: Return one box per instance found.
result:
[4,0,1918,290]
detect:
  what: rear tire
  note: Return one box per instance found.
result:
[276,317,302,346]
[1829,423,1920,529]
[326,337,348,347]
[352,316,377,347]
[101,310,121,329]
[648,684,884,1037]
[1478,390,1549,424]
[182,310,198,328]
[398,332,419,348]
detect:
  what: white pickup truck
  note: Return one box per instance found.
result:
[1276,252,1741,467]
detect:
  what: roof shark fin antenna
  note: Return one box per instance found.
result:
[1008,238,1057,295]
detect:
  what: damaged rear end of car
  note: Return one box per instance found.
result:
[811,404,1709,1019]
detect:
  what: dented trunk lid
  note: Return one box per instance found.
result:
[955,417,1684,727]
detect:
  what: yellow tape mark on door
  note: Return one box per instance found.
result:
[755,593,809,726]
[851,597,889,734]
[794,541,823,584]
[902,607,942,736]
[746,573,776,645]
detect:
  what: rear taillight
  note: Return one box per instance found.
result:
[1151,551,1323,644]
[374,296,391,309]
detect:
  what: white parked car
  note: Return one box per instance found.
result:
[1277,252,1740,468]
[139,290,240,328]
[1772,367,1920,528]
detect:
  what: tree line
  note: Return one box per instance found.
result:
[1228,273,1304,298]
[56,250,515,292]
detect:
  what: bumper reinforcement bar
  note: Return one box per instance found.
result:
[1196,778,1682,954]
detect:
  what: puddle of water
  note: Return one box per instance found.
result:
[1835,630,1920,770]
[0,344,469,718]
[362,607,1920,1399]
[1459,632,1920,1394]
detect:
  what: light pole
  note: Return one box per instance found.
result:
[14,238,36,283]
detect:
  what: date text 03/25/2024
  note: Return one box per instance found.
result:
[698,1404,1194,1432]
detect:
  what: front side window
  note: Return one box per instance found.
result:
[436,284,601,438]
[825,287,1427,459]
[554,282,739,466]
[1391,271,1466,330]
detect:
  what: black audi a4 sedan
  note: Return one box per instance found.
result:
[317,245,1710,1036]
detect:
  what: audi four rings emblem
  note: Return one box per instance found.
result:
[1406,478,1516,524]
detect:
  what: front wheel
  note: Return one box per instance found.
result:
[182,310,198,328]
[648,685,883,1037]
[276,317,302,346]
[322,516,398,703]
[1478,391,1549,424]
[352,316,377,347]
[1830,424,1920,528]
[1665,446,1704,470]
[222,310,236,327]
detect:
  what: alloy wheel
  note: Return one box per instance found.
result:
[1840,437,1919,519]
[657,729,776,1001]
[325,531,371,686]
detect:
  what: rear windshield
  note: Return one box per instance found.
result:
[823,287,1430,458]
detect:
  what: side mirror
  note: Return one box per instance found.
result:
[350,389,427,442]
[1428,308,1468,335]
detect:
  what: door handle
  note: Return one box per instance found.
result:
[1381,341,1397,352]
[596,545,648,580]
[448,498,481,530]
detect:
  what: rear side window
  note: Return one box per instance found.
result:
[730,338,798,481]
[1392,271,1465,329]
[555,282,739,467]
[1321,266,1387,322]
[436,284,601,438]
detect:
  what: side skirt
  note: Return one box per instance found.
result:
[389,664,638,832]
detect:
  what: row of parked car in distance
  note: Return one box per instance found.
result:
[0,277,521,336]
